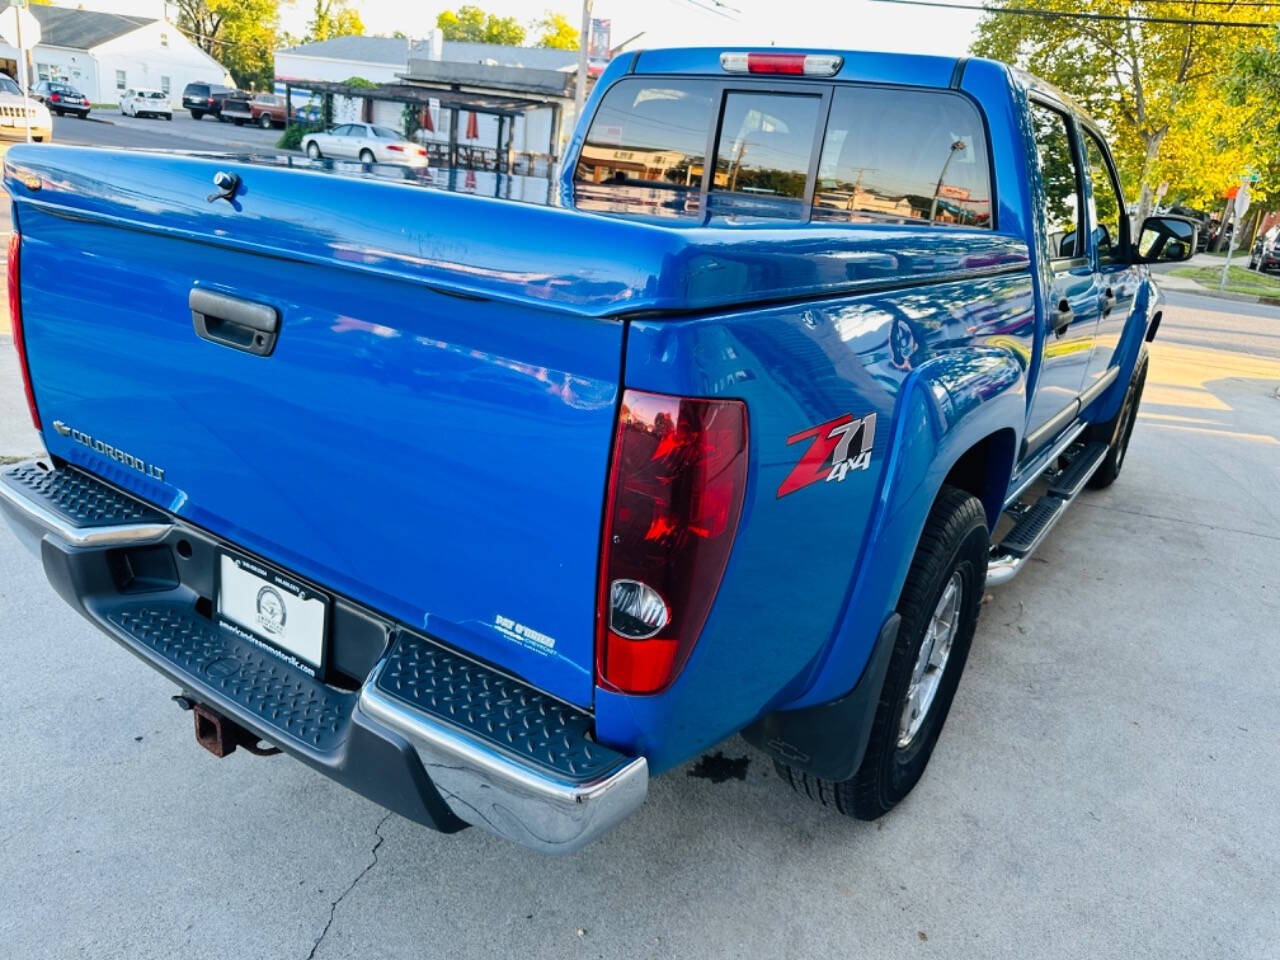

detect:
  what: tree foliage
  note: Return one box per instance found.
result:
[1225,28,1280,209]
[971,2,1273,220]
[436,6,527,45]
[534,12,579,50]
[307,0,365,42]
[174,0,279,90]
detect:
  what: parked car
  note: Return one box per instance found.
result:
[1248,226,1279,271]
[293,102,323,124]
[250,93,288,129]
[217,92,254,125]
[32,80,90,119]
[181,81,235,121]
[1,48,1190,855]
[119,88,172,120]
[0,74,51,141]
[301,122,428,165]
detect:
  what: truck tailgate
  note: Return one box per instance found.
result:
[9,149,630,707]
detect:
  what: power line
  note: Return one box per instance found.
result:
[869,0,1278,27]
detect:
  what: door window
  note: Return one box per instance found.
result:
[1082,129,1128,266]
[1029,103,1084,260]
[813,86,992,228]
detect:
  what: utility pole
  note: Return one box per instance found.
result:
[574,0,593,127]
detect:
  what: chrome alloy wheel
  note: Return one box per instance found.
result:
[897,571,963,748]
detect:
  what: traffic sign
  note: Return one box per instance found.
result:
[0,6,41,50]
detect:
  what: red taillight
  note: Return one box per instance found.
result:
[49,93,60,102]
[596,390,748,694]
[7,232,40,430]
[207,97,214,105]
[719,52,844,76]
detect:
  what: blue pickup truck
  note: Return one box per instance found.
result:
[1,48,1194,853]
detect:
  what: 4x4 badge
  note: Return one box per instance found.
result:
[777,412,876,498]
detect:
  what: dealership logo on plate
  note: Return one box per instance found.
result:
[255,586,287,636]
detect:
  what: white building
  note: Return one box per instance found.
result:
[0,6,230,104]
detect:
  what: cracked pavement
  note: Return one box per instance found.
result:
[0,292,1277,959]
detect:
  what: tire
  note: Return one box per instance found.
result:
[190,110,203,120]
[165,114,172,121]
[259,113,273,129]
[53,108,62,117]
[1087,357,1148,490]
[234,118,245,126]
[79,111,90,120]
[359,149,375,164]
[776,485,989,820]
[217,113,228,123]
[306,141,322,160]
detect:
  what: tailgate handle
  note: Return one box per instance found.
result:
[190,288,279,357]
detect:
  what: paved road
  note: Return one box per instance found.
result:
[51,110,286,154]
[0,294,1276,958]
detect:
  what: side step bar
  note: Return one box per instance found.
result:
[988,441,1108,587]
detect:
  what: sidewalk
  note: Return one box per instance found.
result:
[1148,253,1280,306]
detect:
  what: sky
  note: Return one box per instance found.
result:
[87,0,984,60]
[286,0,984,58]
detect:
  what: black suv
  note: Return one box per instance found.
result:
[32,80,90,118]
[182,81,235,121]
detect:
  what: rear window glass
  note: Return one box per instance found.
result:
[712,92,821,201]
[812,87,993,229]
[575,79,717,190]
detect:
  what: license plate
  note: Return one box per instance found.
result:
[217,553,328,675]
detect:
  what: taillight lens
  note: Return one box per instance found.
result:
[597,390,748,694]
[7,231,40,430]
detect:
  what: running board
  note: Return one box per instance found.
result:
[988,440,1108,587]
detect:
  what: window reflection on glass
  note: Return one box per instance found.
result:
[574,79,717,190]
[811,87,992,229]
[1029,103,1082,258]
[711,93,821,200]
[1083,130,1126,265]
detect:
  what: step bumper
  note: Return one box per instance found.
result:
[360,656,648,855]
[1,459,647,855]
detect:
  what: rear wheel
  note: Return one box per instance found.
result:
[776,485,988,820]
[53,108,63,117]
[1087,358,1148,490]
[359,148,375,164]
[190,109,204,120]
[259,113,273,129]
[306,141,322,160]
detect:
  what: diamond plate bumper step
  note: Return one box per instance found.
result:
[0,460,172,548]
[359,631,647,854]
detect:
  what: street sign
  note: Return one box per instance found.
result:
[1235,181,1252,220]
[0,5,41,49]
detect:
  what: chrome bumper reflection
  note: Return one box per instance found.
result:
[357,661,648,855]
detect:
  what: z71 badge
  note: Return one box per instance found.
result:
[777,412,877,498]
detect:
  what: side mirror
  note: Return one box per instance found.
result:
[1135,215,1197,263]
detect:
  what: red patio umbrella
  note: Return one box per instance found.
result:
[465,110,479,140]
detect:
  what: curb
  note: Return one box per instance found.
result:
[1160,283,1280,307]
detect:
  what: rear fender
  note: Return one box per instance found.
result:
[781,347,1025,712]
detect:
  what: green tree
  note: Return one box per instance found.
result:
[534,11,578,50]
[175,0,280,90]
[1226,28,1280,212]
[436,5,527,45]
[307,0,364,43]
[971,1,1272,223]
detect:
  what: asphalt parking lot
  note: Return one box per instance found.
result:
[0,288,1276,959]
[49,109,287,153]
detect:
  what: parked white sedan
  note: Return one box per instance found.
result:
[301,123,428,166]
[119,88,172,120]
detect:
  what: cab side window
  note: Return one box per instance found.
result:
[1083,130,1128,266]
[1029,103,1084,259]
